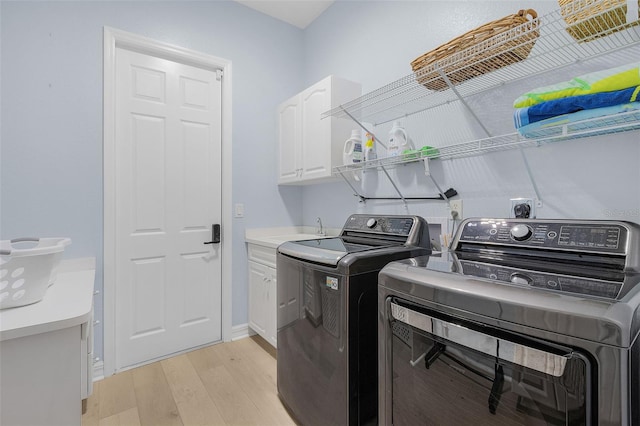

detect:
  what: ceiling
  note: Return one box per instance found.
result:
[234,0,335,29]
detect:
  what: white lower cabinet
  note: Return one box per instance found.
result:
[248,244,277,348]
[0,263,95,426]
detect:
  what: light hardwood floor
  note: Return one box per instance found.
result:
[82,336,297,426]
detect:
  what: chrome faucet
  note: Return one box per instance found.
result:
[316,217,325,236]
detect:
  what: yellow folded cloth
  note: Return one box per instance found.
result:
[514,62,640,108]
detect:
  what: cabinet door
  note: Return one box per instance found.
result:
[266,268,277,348]
[300,77,332,181]
[277,95,301,184]
[248,261,268,337]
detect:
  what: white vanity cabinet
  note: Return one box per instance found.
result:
[277,75,361,185]
[247,244,278,348]
[0,259,95,426]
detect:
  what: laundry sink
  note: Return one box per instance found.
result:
[263,233,324,243]
[245,229,332,249]
[253,234,327,249]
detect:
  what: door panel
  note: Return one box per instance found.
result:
[115,48,222,369]
[278,98,300,182]
[131,114,166,232]
[301,82,330,179]
[248,261,268,337]
[181,121,211,228]
[130,257,166,337]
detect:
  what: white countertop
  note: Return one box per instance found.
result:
[245,226,339,249]
[0,257,95,342]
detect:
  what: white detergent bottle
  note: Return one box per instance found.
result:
[387,121,409,157]
[342,130,362,180]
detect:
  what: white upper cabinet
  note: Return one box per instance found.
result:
[277,96,301,183]
[278,75,361,185]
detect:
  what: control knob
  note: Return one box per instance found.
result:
[510,273,533,286]
[366,218,377,229]
[510,224,532,241]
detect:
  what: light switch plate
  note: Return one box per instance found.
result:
[234,203,245,218]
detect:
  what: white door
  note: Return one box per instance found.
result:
[114,47,222,369]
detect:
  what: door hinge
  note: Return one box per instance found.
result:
[216,69,223,81]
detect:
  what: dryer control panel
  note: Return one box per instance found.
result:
[454,219,632,255]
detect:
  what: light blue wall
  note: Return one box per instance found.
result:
[0,0,304,361]
[301,0,640,230]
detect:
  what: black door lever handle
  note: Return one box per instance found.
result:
[204,224,221,244]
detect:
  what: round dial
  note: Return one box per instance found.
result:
[510,224,532,241]
[510,273,533,286]
[366,218,377,229]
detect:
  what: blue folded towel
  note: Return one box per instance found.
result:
[514,86,640,129]
[517,102,640,138]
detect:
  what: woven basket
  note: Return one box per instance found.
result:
[559,0,640,42]
[411,9,539,91]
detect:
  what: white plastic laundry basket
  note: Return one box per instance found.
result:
[0,237,71,309]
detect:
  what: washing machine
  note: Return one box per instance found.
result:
[379,218,640,425]
[277,214,433,425]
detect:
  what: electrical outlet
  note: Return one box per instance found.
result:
[449,199,463,219]
[510,198,535,218]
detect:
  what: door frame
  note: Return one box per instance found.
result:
[103,27,233,376]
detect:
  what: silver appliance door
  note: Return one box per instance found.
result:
[386,299,591,425]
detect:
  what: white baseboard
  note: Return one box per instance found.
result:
[93,360,105,381]
[231,323,252,341]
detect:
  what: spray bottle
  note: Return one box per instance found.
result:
[364,132,376,162]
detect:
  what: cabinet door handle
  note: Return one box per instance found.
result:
[204,224,221,244]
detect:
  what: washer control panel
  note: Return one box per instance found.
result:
[343,215,415,236]
[456,219,629,254]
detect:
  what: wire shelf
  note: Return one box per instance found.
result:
[323,0,640,126]
[333,110,640,174]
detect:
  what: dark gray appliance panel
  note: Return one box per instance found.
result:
[277,256,349,426]
[388,298,591,426]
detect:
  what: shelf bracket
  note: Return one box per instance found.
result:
[380,166,408,209]
[337,170,367,203]
[423,158,452,202]
[435,65,492,138]
[336,166,458,203]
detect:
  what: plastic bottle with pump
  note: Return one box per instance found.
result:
[364,132,376,162]
[343,129,362,181]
